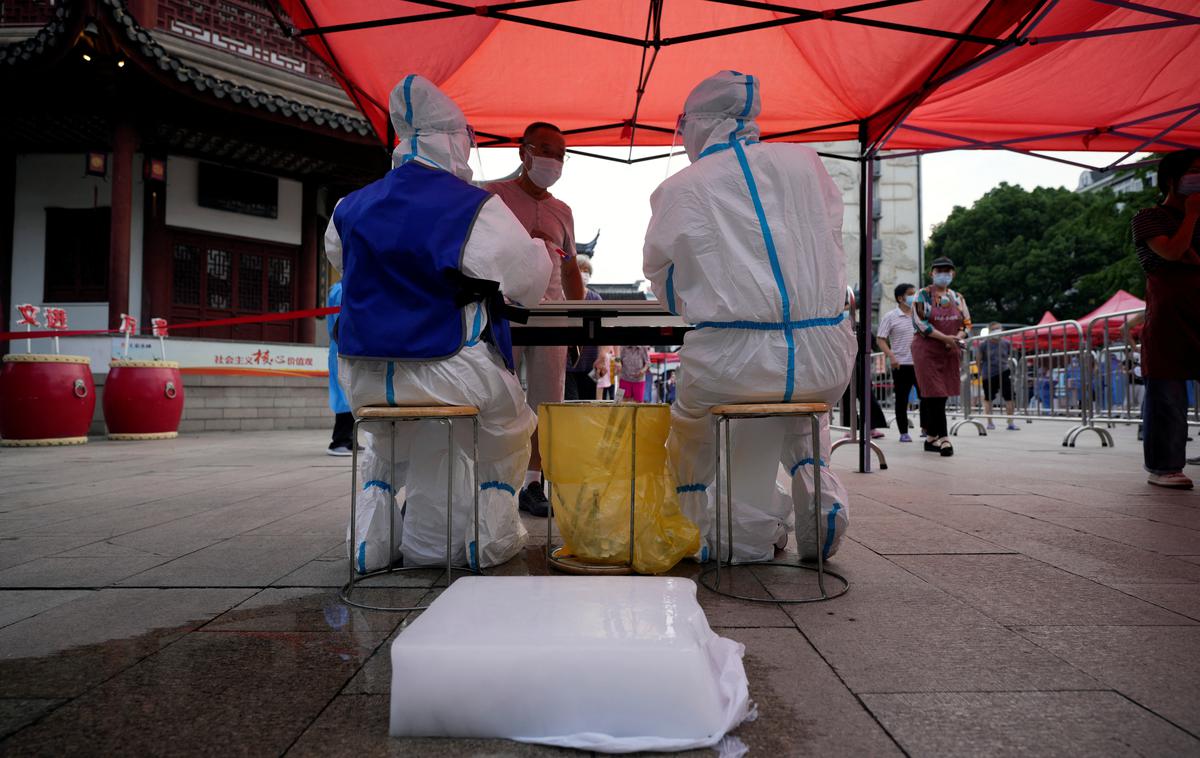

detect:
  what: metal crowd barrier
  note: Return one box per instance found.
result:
[1073,307,1200,440]
[949,320,1102,445]
[836,308,1191,452]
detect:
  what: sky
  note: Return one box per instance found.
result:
[475,146,1129,285]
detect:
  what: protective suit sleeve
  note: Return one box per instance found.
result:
[643,183,701,313]
[325,198,345,274]
[462,195,552,307]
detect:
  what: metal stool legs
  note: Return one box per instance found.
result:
[701,411,849,603]
[341,413,481,612]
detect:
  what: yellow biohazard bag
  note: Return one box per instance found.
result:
[538,402,700,574]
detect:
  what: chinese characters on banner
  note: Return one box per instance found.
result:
[213,351,315,367]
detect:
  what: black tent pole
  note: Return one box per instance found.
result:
[858,130,873,473]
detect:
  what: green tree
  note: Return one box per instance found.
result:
[925,176,1159,325]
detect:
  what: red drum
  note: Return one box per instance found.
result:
[102,360,185,440]
[0,354,95,446]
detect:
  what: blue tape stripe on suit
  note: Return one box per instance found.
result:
[363,479,393,492]
[666,264,679,315]
[676,483,708,494]
[385,362,396,406]
[480,481,516,496]
[466,304,483,346]
[732,138,795,403]
[402,74,418,159]
[695,313,846,331]
[789,458,828,477]
[823,502,842,560]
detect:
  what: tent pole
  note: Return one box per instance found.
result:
[858,131,873,474]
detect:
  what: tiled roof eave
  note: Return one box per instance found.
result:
[0,0,375,140]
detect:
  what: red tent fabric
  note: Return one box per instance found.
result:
[278,0,1200,154]
[1036,311,1059,325]
[1013,310,1079,352]
[1078,289,1146,345]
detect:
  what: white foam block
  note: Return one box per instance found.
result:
[389,576,752,753]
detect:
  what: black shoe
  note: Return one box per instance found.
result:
[924,440,940,452]
[939,440,955,457]
[519,480,550,518]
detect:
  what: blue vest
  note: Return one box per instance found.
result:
[334,162,492,362]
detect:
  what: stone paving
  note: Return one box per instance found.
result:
[1,419,1198,756]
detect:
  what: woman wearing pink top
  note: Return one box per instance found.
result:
[618,345,651,403]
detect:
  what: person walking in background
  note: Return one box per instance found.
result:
[877,282,920,442]
[841,290,886,439]
[1132,148,1200,489]
[563,255,611,401]
[978,321,1018,431]
[911,256,971,457]
[325,281,353,456]
[618,344,651,403]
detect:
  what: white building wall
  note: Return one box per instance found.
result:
[10,153,144,335]
[165,156,302,245]
[814,142,920,326]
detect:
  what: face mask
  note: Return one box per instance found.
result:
[580,272,591,286]
[932,272,953,288]
[524,149,562,189]
[904,295,916,306]
[1179,174,1200,196]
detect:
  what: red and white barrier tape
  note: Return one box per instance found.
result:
[0,306,340,343]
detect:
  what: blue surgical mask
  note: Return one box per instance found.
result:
[932,272,953,288]
[1179,174,1200,196]
[905,295,916,305]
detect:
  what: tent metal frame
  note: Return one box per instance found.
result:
[277,0,1200,471]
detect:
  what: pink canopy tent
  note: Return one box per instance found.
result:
[1078,289,1146,344]
[274,0,1198,469]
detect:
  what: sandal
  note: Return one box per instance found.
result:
[938,437,954,457]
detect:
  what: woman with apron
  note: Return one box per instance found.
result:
[910,256,971,457]
[1133,149,1200,489]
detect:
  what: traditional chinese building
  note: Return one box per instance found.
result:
[1,0,387,432]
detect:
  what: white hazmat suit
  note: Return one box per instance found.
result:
[326,76,551,572]
[644,71,855,563]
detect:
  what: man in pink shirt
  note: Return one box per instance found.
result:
[486,122,585,516]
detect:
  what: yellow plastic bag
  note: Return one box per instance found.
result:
[539,402,700,574]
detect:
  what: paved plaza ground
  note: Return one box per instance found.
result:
[1,418,1198,756]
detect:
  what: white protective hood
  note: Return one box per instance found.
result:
[681,70,762,162]
[389,74,474,181]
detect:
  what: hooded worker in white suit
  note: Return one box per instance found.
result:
[644,70,854,563]
[326,75,551,572]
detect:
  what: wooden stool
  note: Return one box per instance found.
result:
[700,402,849,604]
[342,405,481,612]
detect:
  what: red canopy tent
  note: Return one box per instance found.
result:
[275,0,1199,157]
[1078,289,1146,345]
[1012,310,1080,352]
[274,0,1198,469]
